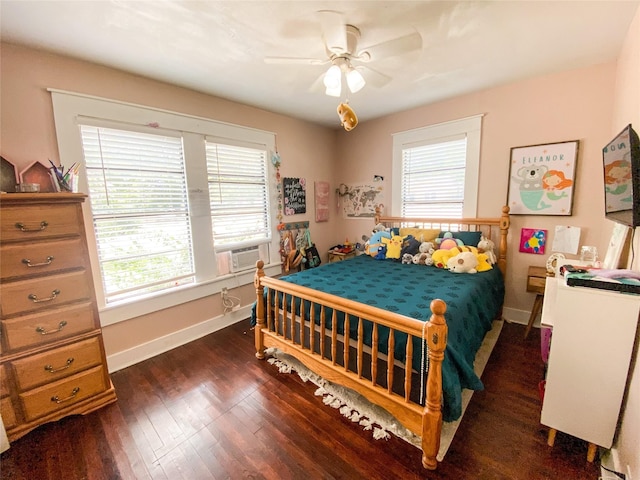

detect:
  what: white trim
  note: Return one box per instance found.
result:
[105,305,253,372]
[98,263,281,326]
[392,114,484,217]
[50,90,281,325]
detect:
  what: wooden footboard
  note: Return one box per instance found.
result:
[253,261,447,470]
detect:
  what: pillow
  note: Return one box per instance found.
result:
[399,227,440,243]
[438,230,482,246]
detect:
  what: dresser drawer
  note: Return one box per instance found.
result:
[0,397,18,429]
[12,336,103,391]
[0,270,93,317]
[1,303,97,352]
[0,238,88,281]
[19,366,108,422]
[0,204,83,243]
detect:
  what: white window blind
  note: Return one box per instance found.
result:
[205,142,270,249]
[80,125,195,303]
[401,136,467,218]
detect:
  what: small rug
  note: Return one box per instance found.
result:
[266,319,503,461]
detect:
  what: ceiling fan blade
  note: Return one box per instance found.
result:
[264,56,327,66]
[357,65,392,88]
[357,31,422,62]
[318,10,347,54]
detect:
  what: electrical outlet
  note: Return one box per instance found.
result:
[221,287,228,297]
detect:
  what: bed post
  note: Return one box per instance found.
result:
[421,299,448,470]
[497,205,510,276]
[254,260,266,360]
[374,205,381,225]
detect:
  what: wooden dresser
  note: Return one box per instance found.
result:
[0,193,116,442]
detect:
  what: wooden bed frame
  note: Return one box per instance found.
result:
[253,206,510,470]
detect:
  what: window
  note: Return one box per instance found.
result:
[80,125,195,303]
[205,141,270,250]
[392,115,483,218]
[51,90,280,324]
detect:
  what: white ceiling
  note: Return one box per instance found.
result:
[1,1,639,128]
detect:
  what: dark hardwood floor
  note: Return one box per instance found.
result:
[1,320,600,480]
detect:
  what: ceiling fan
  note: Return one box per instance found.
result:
[264,10,422,98]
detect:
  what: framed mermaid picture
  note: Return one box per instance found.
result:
[507,140,579,215]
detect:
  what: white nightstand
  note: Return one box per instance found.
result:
[540,274,640,462]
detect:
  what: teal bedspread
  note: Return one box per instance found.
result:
[254,254,504,421]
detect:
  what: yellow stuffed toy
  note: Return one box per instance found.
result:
[382,234,404,260]
[433,245,492,271]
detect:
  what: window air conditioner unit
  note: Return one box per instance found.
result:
[230,246,261,273]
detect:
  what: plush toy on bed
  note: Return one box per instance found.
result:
[435,232,464,250]
[374,245,387,260]
[447,251,479,274]
[401,253,414,264]
[477,235,497,264]
[412,241,435,265]
[381,234,404,260]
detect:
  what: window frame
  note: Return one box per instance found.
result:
[51,89,281,326]
[391,114,483,218]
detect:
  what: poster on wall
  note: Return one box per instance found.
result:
[519,228,547,254]
[507,140,579,215]
[342,183,384,218]
[283,177,306,215]
[314,181,330,222]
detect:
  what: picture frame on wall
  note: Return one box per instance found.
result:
[507,140,579,215]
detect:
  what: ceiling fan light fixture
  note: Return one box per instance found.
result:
[346,68,365,93]
[323,65,341,88]
[325,84,342,97]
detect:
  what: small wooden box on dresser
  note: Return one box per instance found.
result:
[0,193,116,442]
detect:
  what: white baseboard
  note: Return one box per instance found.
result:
[105,305,252,373]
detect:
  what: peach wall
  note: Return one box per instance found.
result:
[0,42,340,356]
[336,62,617,317]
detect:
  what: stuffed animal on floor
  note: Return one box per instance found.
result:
[477,235,497,264]
[447,251,479,273]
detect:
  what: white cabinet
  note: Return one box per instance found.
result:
[540,275,640,459]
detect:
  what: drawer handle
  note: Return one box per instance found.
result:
[22,256,55,267]
[35,320,67,335]
[51,387,80,404]
[28,289,61,303]
[15,221,49,232]
[44,357,74,373]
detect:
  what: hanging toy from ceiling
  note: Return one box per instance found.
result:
[337,102,358,131]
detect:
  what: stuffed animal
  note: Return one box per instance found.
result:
[447,251,479,274]
[477,235,497,264]
[419,241,435,255]
[337,102,358,131]
[413,251,434,266]
[367,230,391,256]
[374,245,387,260]
[431,248,452,269]
[476,252,493,272]
[435,232,464,250]
[401,253,414,264]
[382,234,404,260]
